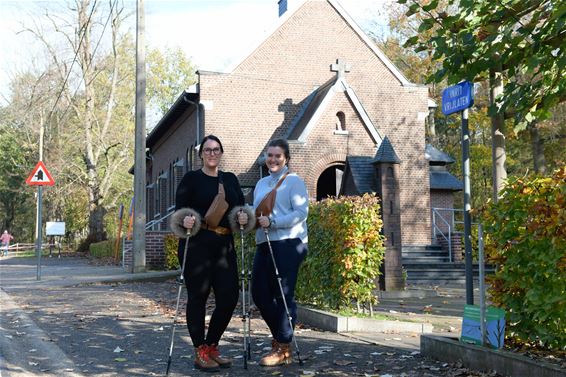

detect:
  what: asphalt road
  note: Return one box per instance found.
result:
[1,256,500,377]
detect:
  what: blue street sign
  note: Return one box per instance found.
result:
[441,81,474,115]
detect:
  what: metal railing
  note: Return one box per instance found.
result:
[145,209,175,231]
[432,208,453,262]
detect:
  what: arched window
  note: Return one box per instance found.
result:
[387,166,394,179]
[336,111,346,131]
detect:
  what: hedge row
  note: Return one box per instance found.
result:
[89,239,118,258]
[483,166,566,350]
[296,194,385,310]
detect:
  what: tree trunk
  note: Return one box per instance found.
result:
[88,203,107,242]
[489,65,507,202]
[529,122,546,174]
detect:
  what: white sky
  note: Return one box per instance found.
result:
[0,0,391,104]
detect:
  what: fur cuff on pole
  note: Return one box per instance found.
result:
[169,208,202,238]
[228,205,256,234]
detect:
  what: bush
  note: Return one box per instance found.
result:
[164,234,180,270]
[89,239,116,258]
[296,194,385,310]
[482,166,566,350]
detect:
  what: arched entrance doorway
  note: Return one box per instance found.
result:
[316,164,345,201]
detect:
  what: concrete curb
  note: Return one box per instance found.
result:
[420,335,566,377]
[375,289,439,299]
[0,290,84,377]
[298,305,434,333]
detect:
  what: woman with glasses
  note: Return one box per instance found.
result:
[174,134,250,372]
[252,138,309,366]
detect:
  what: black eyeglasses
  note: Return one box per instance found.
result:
[203,147,222,155]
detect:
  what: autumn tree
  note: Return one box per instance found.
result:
[2,1,197,246]
[400,0,566,199]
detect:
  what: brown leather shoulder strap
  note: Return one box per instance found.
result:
[274,172,289,190]
[218,171,225,197]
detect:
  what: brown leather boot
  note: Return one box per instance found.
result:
[259,340,292,366]
[208,344,232,368]
[194,345,220,372]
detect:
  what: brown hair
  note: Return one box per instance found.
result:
[198,135,224,158]
[267,138,290,161]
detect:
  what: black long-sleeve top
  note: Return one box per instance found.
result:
[175,169,245,229]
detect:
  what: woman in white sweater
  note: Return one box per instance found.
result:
[252,138,309,366]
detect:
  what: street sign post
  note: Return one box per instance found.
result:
[441,81,475,306]
[26,161,55,280]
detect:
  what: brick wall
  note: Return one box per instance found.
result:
[436,232,463,263]
[148,1,431,246]
[123,231,169,271]
[430,190,455,236]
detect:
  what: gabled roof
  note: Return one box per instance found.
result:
[344,156,377,194]
[225,0,415,87]
[372,136,401,164]
[286,75,382,144]
[425,144,455,164]
[430,170,463,191]
[146,88,199,149]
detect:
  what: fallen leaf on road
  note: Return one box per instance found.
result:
[334,359,354,366]
[113,346,124,353]
[114,358,127,362]
[28,362,39,366]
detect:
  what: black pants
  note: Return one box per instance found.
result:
[178,229,239,347]
[251,238,307,344]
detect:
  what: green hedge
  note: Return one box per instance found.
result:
[483,166,566,350]
[296,194,385,310]
[89,239,117,258]
[164,234,180,270]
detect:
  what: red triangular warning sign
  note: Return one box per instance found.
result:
[26,161,55,186]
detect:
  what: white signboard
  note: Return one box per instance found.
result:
[46,222,66,236]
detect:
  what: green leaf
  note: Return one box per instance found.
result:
[403,36,419,48]
[422,0,439,12]
[406,3,420,17]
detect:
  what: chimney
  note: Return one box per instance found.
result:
[278,0,288,17]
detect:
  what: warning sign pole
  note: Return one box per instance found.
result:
[36,185,43,280]
[26,157,56,280]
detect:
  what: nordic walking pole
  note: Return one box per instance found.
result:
[239,213,250,369]
[262,225,303,365]
[246,233,252,361]
[166,213,196,376]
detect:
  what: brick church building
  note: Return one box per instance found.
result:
[139,0,462,288]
